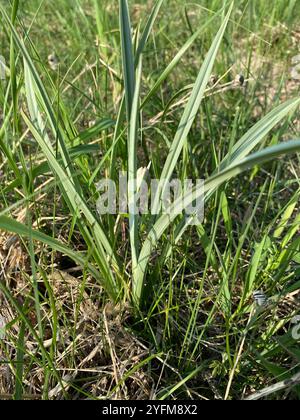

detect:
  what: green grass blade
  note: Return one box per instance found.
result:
[14,319,25,400]
[76,119,115,143]
[120,0,135,120]
[0,279,66,397]
[21,109,119,299]
[151,3,233,215]
[135,140,300,303]
[159,366,202,400]
[141,8,222,109]
[128,57,143,300]
[0,215,103,282]
[22,60,115,258]
[0,5,74,180]
[135,0,164,63]
[164,97,300,259]
[219,97,300,170]
[10,0,19,132]
[273,192,298,238]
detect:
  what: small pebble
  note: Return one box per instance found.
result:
[48,53,59,71]
[235,74,245,86]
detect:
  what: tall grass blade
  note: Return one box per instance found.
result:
[135,140,300,304]
[22,108,119,299]
[219,97,300,170]
[141,8,223,109]
[120,0,135,120]
[0,215,104,283]
[151,3,233,215]
[135,0,164,63]
[164,97,300,260]
[128,58,143,301]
